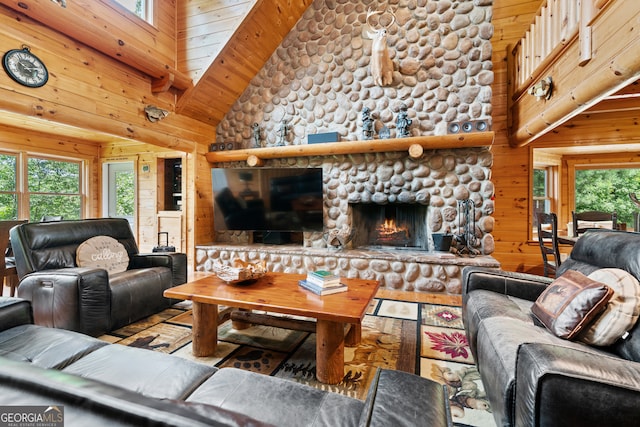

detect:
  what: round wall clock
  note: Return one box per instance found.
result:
[2,46,49,88]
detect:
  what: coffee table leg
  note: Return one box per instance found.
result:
[231,308,252,330]
[192,301,218,357]
[345,323,361,346]
[316,319,344,384]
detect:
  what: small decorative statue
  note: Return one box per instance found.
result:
[361,107,374,140]
[378,124,390,139]
[252,122,261,148]
[276,118,290,146]
[396,103,412,138]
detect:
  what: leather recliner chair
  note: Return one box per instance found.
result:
[10,218,187,336]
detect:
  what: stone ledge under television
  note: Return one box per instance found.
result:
[195,243,499,294]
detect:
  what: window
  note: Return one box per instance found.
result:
[0,154,18,220]
[532,166,557,231]
[103,161,135,228]
[575,168,640,228]
[0,151,86,221]
[27,157,82,221]
[113,0,152,23]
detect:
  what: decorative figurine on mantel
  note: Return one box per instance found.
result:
[252,122,261,148]
[396,103,412,138]
[361,107,374,140]
[378,124,390,139]
[276,118,290,146]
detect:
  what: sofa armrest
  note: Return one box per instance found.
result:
[17,268,110,336]
[130,253,187,286]
[0,298,33,332]
[462,266,553,306]
[516,343,640,427]
[359,368,452,427]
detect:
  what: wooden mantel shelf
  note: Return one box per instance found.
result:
[205,132,495,165]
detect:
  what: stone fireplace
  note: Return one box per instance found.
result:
[351,203,429,250]
[197,146,499,294]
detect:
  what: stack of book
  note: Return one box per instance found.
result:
[298,270,348,295]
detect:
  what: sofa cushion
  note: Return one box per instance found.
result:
[531,270,613,339]
[63,344,216,400]
[463,289,536,360]
[0,357,264,427]
[0,324,107,369]
[76,235,129,275]
[578,268,640,346]
[186,368,364,427]
[475,315,611,426]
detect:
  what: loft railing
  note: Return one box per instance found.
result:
[510,0,612,99]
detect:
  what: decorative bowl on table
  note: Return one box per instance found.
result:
[212,259,267,285]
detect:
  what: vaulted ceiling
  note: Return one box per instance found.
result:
[0,0,311,147]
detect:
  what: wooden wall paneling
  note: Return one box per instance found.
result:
[490,0,542,273]
[0,1,189,90]
[101,142,194,253]
[0,8,213,153]
[193,145,214,246]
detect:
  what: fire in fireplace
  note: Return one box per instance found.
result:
[375,218,410,246]
[351,204,428,250]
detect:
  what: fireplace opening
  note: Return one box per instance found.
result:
[351,204,428,250]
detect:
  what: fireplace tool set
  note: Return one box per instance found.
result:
[453,199,480,256]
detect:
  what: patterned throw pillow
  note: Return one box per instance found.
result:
[531,270,613,340]
[577,268,640,346]
[76,235,129,275]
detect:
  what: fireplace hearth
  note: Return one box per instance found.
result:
[351,204,428,250]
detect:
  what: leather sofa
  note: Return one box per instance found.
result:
[0,297,452,426]
[462,229,640,426]
[9,218,187,336]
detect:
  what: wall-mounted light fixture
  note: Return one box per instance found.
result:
[529,76,553,101]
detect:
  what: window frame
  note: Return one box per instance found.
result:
[0,149,88,221]
[108,0,156,26]
[0,152,19,220]
[532,164,559,235]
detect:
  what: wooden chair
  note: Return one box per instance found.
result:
[536,212,562,278]
[0,220,28,297]
[572,211,617,237]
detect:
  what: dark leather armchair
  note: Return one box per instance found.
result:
[9,218,187,336]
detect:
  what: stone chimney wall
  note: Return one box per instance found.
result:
[216,0,494,146]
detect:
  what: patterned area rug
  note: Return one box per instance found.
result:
[100,299,496,427]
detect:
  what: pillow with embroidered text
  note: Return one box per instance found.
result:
[76,235,129,275]
[531,270,613,340]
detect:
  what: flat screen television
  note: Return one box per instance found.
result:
[212,167,324,232]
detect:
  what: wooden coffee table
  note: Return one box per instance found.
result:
[163,272,379,384]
